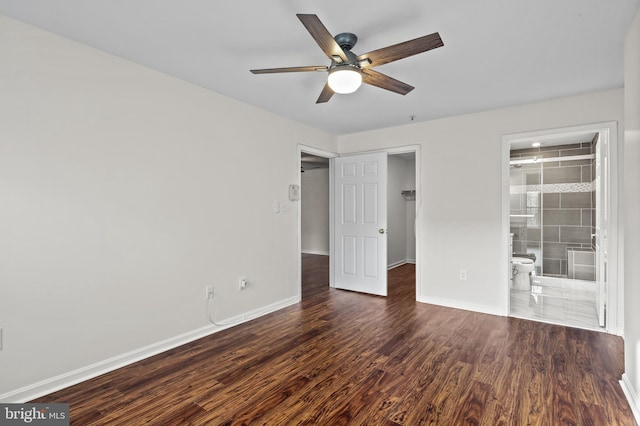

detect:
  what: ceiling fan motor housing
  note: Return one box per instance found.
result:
[334,32,358,51]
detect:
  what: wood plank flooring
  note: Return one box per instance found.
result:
[33,254,636,425]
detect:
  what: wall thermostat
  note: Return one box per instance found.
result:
[289,184,300,201]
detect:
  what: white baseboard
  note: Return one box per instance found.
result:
[387,260,406,270]
[416,295,505,317]
[387,259,416,270]
[301,250,329,256]
[0,296,299,403]
[620,373,640,424]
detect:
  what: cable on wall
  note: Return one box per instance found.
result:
[207,293,243,327]
[206,290,273,328]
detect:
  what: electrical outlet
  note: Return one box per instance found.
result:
[205,286,214,299]
[459,269,467,281]
[239,278,247,290]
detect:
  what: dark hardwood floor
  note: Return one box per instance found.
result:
[33,254,635,425]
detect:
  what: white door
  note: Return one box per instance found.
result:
[595,133,608,328]
[332,152,388,296]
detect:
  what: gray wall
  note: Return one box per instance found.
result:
[387,155,416,268]
[510,142,596,279]
[301,168,330,255]
[0,15,337,400]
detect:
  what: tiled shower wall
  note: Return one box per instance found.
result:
[510,138,597,280]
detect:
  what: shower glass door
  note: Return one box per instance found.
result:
[509,162,542,274]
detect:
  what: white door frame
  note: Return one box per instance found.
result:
[501,121,620,334]
[297,144,338,300]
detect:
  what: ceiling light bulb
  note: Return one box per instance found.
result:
[327,66,362,94]
[532,142,541,148]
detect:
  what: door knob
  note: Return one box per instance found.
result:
[379,228,386,234]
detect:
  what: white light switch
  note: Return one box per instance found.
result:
[289,184,300,201]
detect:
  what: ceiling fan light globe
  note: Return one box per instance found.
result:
[327,67,362,94]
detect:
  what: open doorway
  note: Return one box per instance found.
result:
[387,152,417,301]
[300,151,331,299]
[503,122,619,333]
[298,147,418,301]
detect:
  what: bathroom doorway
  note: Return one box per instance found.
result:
[503,122,619,332]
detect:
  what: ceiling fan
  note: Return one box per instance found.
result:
[250,14,444,104]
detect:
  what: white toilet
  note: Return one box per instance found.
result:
[512,257,534,290]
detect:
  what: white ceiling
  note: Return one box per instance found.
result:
[1,0,638,135]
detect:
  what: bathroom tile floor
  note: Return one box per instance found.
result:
[510,279,601,331]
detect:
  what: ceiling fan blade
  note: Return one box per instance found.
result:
[357,32,443,68]
[316,83,335,103]
[362,69,414,95]
[250,66,327,74]
[297,14,349,63]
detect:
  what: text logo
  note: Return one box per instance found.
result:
[0,404,69,425]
